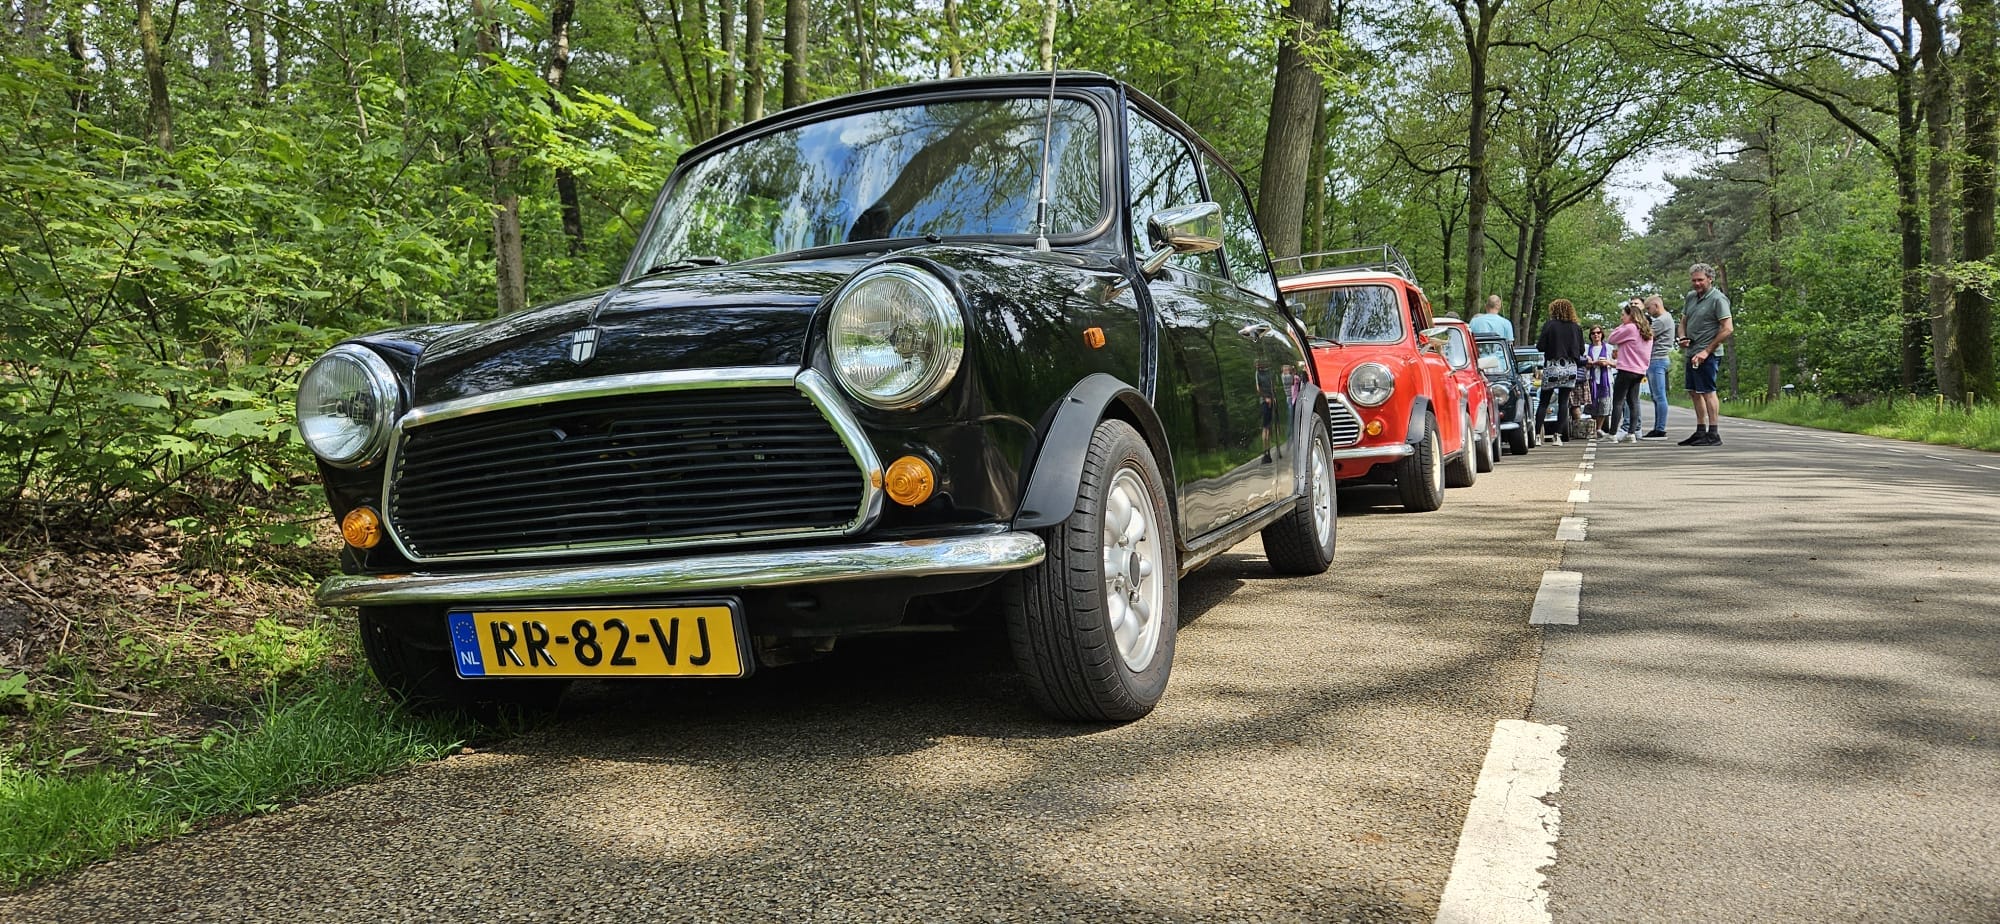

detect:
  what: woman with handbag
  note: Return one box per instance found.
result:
[1535,298,1586,445]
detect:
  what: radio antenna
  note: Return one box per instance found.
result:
[1032,64,1058,252]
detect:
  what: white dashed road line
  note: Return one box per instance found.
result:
[1530,571,1582,626]
[1436,719,1569,924]
[1567,489,1590,504]
[1574,473,1592,483]
[1556,517,1587,541]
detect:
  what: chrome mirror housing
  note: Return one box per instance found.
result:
[1141,202,1224,275]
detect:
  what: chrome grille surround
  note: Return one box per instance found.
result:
[379,367,883,563]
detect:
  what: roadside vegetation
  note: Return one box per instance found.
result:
[1721,396,2000,452]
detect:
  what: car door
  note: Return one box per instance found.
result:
[1408,288,1457,450]
[1125,107,1263,538]
[1200,151,1294,512]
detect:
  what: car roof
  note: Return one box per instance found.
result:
[1474,332,1510,342]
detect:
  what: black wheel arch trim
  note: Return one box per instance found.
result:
[1404,395,1433,445]
[1013,373,1176,531]
[1287,383,1328,498]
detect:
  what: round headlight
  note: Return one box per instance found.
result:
[1491,381,1513,402]
[1347,362,1395,407]
[828,265,964,410]
[297,345,400,468]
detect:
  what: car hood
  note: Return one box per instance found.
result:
[410,256,869,406]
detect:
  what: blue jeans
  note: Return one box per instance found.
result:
[1647,357,1669,431]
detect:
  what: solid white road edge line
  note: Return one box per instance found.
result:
[1530,571,1581,626]
[1436,719,1569,924]
[1567,489,1590,504]
[1555,517,1587,541]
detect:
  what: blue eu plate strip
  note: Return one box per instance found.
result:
[448,611,485,677]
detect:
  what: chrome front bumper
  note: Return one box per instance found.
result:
[316,533,1047,608]
[1331,443,1414,462]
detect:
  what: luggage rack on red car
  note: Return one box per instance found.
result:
[1271,245,1416,282]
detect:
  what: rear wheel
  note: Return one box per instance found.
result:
[1445,408,1478,488]
[1005,419,1178,721]
[1475,416,1497,472]
[1262,414,1336,575]
[1395,414,1446,512]
[359,607,569,715]
[1505,423,1529,455]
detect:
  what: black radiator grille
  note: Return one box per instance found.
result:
[388,387,864,558]
[1327,400,1364,446]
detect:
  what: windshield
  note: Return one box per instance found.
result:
[632,97,1105,271]
[1287,284,1405,344]
[1477,340,1513,374]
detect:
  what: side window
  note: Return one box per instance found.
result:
[1201,154,1276,300]
[1445,328,1471,370]
[1125,109,1218,275]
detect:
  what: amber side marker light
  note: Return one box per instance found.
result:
[885,455,936,506]
[341,507,384,549]
[1365,419,1385,436]
[1083,327,1107,349]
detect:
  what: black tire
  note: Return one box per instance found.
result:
[1505,424,1529,455]
[1262,414,1336,575]
[1445,408,1478,488]
[1474,417,1497,472]
[1395,413,1446,512]
[1004,419,1178,722]
[359,606,569,716]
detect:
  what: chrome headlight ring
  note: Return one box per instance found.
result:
[296,345,401,469]
[1347,362,1395,407]
[827,264,965,410]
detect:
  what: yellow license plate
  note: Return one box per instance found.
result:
[448,603,746,679]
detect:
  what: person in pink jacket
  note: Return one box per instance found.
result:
[1605,300,1655,442]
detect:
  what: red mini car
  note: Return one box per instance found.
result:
[1278,248,1488,511]
[1434,317,1502,477]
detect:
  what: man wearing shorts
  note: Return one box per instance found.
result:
[1677,263,1734,445]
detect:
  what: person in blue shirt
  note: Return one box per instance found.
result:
[1468,294,1514,342]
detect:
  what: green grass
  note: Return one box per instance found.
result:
[1721,395,2000,451]
[0,672,472,889]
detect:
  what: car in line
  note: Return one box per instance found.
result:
[1434,317,1501,477]
[293,72,1339,723]
[1477,332,1535,454]
[1278,248,1479,512]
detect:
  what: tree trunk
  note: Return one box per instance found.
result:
[943,0,963,77]
[475,0,527,315]
[65,26,90,112]
[1507,207,1532,332]
[138,0,174,152]
[1914,0,1958,397]
[781,0,807,109]
[1038,0,1057,72]
[1257,0,1331,260]
[545,0,584,256]
[1896,50,1928,391]
[742,0,766,121]
[1455,0,1499,320]
[1958,0,1998,402]
[271,0,289,92]
[1306,99,1330,257]
[846,0,873,90]
[1523,207,1549,333]
[247,1,269,105]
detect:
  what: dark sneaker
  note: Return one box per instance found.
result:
[1678,432,1706,445]
[1640,430,1668,439]
[1699,432,1721,445]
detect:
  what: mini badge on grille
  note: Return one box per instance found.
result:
[568,327,601,365]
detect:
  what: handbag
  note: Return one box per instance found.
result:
[1542,360,1580,387]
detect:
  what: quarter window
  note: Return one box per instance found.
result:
[1201,154,1276,300]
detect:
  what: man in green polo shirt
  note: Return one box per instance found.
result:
[1676,263,1734,445]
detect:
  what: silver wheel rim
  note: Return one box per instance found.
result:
[1427,428,1443,495]
[1310,435,1333,549]
[1103,465,1165,673]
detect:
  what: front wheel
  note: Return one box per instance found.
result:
[1005,419,1179,721]
[1505,423,1529,455]
[1445,408,1479,488]
[1475,417,1497,472]
[1262,414,1336,575]
[1395,413,1446,512]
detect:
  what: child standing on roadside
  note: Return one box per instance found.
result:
[1606,301,1654,442]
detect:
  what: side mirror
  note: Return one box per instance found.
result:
[1141,202,1224,275]
[1419,326,1450,353]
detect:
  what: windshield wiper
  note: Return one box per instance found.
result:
[647,255,731,274]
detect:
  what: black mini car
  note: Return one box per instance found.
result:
[1477,333,1535,454]
[295,72,1338,721]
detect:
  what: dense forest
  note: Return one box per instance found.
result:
[0,0,1994,543]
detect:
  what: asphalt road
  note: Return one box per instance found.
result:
[1538,410,2000,922]
[2,443,1580,924]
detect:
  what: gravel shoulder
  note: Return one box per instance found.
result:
[3,447,1584,924]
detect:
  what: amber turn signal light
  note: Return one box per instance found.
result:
[1364,419,1384,436]
[884,455,936,506]
[341,507,383,549]
[1083,327,1107,349]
